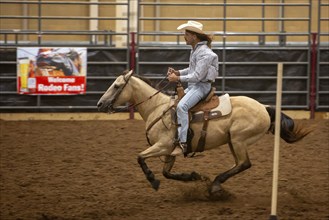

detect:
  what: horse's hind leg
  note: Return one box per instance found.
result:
[210,141,251,194]
[162,155,203,181]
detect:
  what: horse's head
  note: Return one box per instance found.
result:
[97,70,134,113]
[67,49,82,73]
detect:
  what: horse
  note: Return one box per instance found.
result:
[36,48,82,76]
[97,70,311,196]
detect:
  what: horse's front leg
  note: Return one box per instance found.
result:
[162,155,203,181]
[137,142,170,191]
[137,155,160,191]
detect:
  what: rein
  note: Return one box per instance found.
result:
[112,74,171,112]
[128,81,171,109]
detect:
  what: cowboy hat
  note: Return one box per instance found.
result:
[177,20,205,35]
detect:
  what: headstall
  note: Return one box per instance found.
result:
[109,72,133,110]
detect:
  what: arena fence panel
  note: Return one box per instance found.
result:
[317,0,329,111]
[0,0,130,112]
[136,0,319,110]
[0,0,328,112]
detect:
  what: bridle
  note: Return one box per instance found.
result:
[108,72,133,111]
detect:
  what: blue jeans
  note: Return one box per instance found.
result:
[176,82,211,143]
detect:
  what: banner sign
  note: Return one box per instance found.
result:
[17,47,87,95]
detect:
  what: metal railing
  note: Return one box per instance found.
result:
[0,0,130,111]
[0,0,328,112]
[317,0,329,110]
[136,0,313,109]
[0,1,130,46]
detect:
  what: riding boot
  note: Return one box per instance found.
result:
[179,142,188,158]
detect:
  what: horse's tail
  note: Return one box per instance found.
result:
[265,106,313,143]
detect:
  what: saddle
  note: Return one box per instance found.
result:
[172,82,232,155]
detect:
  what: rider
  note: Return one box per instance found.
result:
[167,20,219,155]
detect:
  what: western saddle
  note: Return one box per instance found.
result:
[173,82,220,154]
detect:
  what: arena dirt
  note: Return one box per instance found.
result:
[0,119,328,220]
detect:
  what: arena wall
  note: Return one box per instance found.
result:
[1,0,328,43]
[0,0,328,114]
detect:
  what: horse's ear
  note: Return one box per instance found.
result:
[122,69,134,82]
[122,69,133,76]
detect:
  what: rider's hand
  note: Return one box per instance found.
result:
[167,67,179,76]
[167,73,179,82]
[167,67,174,76]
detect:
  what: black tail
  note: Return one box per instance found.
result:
[265,106,312,143]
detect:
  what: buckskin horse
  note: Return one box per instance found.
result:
[97,70,311,196]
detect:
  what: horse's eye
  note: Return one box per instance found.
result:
[114,84,119,89]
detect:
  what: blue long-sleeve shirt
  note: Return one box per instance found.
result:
[179,41,218,86]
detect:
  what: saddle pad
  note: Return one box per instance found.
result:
[218,93,232,116]
[191,93,232,123]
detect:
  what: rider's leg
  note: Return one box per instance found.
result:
[176,83,211,154]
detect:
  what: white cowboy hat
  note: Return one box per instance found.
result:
[177,20,205,35]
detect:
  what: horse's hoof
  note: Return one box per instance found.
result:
[151,179,160,191]
[208,185,234,201]
[209,184,222,194]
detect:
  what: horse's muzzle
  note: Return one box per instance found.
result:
[107,104,115,113]
[97,101,115,113]
[97,101,106,112]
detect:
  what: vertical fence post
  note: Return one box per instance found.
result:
[37,0,42,109]
[37,0,42,45]
[310,32,317,119]
[129,32,136,119]
[130,32,136,71]
[269,63,283,220]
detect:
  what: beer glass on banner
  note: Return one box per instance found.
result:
[28,60,36,93]
[19,57,29,92]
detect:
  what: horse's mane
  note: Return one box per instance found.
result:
[135,75,153,86]
[121,70,172,95]
[121,70,153,87]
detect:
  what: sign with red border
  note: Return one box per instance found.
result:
[17,47,87,95]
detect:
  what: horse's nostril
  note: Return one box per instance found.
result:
[97,102,102,108]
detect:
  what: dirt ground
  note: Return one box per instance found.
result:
[0,118,328,220]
